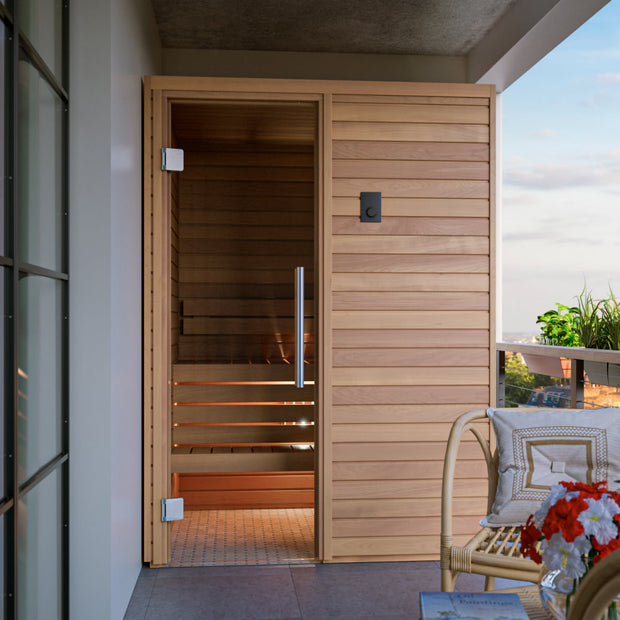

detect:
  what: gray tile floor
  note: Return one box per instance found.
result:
[169,509,315,566]
[124,560,526,619]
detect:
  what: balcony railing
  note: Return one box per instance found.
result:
[496,342,620,409]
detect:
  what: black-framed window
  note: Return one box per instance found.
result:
[0,2,68,618]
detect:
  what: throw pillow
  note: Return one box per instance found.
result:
[481,407,620,527]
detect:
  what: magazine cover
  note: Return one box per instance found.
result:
[419,591,530,620]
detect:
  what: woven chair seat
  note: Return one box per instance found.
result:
[441,409,546,591]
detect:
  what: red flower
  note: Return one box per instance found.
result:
[592,535,620,565]
[522,481,620,575]
[559,480,607,499]
[520,515,543,564]
[541,496,587,542]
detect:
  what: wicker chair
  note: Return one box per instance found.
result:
[567,549,620,620]
[440,408,544,592]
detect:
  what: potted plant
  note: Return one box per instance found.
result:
[529,304,580,379]
[534,288,620,388]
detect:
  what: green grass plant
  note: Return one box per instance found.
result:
[600,290,620,350]
[574,288,603,348]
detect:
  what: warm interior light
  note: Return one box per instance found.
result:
[179,401,315,406]
[175,442,314,448]
[180,421,312,427]
[174,380,315,386]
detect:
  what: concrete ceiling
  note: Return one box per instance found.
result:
[150,0,519,56]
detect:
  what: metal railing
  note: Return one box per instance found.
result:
[496,342,620,409]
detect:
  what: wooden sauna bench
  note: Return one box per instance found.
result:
[172,363,315,509]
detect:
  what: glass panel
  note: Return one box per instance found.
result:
[17,469,62,620]
[17,0,63,79]
[0,23,4,256]
[0,512,4,620]
[17,275,63,483]
[17,60,63,272]
[0,269,4,499]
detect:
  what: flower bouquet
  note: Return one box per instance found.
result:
[520,480,620,619]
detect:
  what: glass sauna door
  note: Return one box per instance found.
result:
[169,100,317,519]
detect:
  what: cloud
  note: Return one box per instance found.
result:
[530,128,557,138]
[503,231,549,243]
[597,72,620,82]
[580,90,613,109]
[503,151,620,189]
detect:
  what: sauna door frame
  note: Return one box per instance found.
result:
[143,76,331,566]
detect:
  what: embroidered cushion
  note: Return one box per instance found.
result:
[482,407,620,527]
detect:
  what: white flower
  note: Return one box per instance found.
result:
[535,484,569,527]
[577,496,620,545]
[541,533,590,579]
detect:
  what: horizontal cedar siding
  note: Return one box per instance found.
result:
[330,91,491,562]
[177,144,315,363]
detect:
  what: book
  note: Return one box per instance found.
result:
[419,591,530,620]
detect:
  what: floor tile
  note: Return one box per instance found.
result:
[290,560,436,575]
[452,572,535,592]
[143,572,301,620]
[292,565,421,618]
[126,560,524,619]
[124,571,156,619]
[453,572,486,591]
[155,564,294,580]
[302,616,417,620]
[170,508,315,567]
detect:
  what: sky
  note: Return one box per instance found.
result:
[501,0,620,337]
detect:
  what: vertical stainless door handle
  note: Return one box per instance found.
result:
[295,267,304,388]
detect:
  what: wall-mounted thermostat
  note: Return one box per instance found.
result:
[360,192,381,222]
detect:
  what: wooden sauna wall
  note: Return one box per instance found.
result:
[328,90,493,562]
[176,141,315,362]
[171,363,315,509]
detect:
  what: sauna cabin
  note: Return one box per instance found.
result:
[145,77,495,566]
[169,100,318,511]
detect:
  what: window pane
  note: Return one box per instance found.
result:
[17,60,64,272]
[0,512,4,620]
[0,269,4,499]
[17,0,63,80]
[0,23,4,256]
[17,469,62,620]
[18,275,63,483]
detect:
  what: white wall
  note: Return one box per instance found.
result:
[69,1,161,618]
[110,0,161,616]
[162,48,466,82]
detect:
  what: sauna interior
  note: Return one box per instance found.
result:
[169,100,318,557]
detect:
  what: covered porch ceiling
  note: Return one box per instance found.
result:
[150,0,609,91]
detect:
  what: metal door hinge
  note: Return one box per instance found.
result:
[161,148,184,172]
[161,497,184,522]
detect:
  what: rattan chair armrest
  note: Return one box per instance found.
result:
[441,409,492,543]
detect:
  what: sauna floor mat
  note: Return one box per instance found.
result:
[168,508,315,566]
